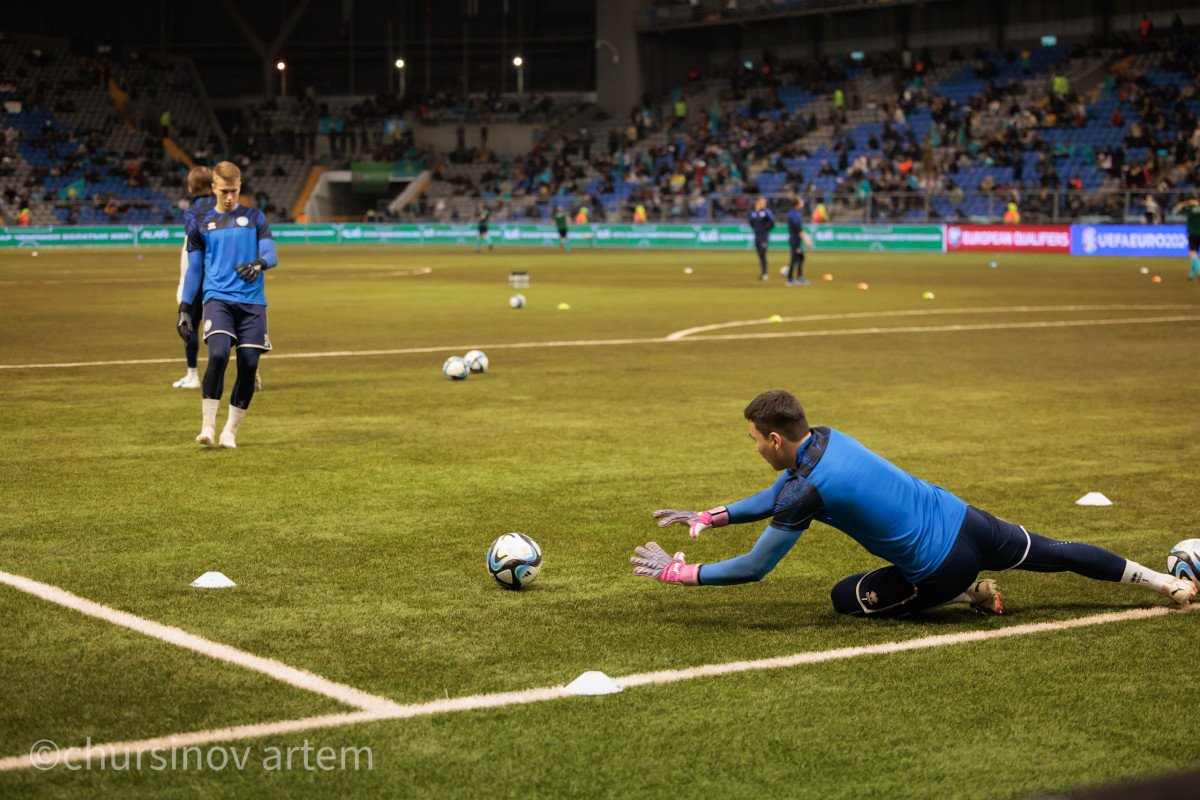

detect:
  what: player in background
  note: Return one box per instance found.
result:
[553,207,570,252]
[1172,194,1200,280]
[748,197,775,281]
[633,390,1197,616]
[785,197,814,286]
[172,166,215,388]
[476,204,493,253]
[176,161,278,449]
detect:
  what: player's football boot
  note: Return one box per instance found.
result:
[1161,577,1197,605]
[219,430,237,450]
[966,579,1003,615]
[173,375,201,389]
[196,426,215,446]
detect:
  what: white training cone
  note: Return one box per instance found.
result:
[564,671,622,696]
[190,571,237,588]
[1076,492,1112,506]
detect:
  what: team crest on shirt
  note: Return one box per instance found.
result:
[207,222,216,230]
[236,216,249,226]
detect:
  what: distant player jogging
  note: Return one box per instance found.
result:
[632,390,1197,617]
[476,204,493,252]
[785,197,814,286]
[1172,194,1200,280]
[172,166,215,389]
[748,197,775,281]
[553,208,570,252]
[177,161,279,449]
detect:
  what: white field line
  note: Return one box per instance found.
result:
[0,593,1186,771]
[3,311,1200,371]
[664,304,1200,340]
[0,571,403,715]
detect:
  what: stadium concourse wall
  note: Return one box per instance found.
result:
[0,224,1189,257]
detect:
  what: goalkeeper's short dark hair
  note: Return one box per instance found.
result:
[744,390,810,441]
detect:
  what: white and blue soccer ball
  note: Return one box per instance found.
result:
[464,349,489,373]
[443,356,469,380]
[487,532,542,590]
[509,293,526,309]
[1167,539,1200,586]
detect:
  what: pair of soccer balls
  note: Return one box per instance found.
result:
[443,350,489,380]
[487,532,542,590]
[1168,539,1200,586]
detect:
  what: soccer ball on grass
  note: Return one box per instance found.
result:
[1167,539,1200,586]
[443,356,469,380]
[487,533,542,590]
[464,350,489,373]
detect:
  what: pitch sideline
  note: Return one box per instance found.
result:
[0,567,1188,771]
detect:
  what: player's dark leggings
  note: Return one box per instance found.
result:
[788,247,805,281]
[755,240,769,275]
[829,506,1127,618]
[184,331,199,368]
[183,291,202,368]
[201,334,261,410]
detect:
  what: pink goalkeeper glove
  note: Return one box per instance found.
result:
[631,542,701,585]
[653,506,730,539]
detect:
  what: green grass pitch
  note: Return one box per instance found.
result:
[1,245,1198,798]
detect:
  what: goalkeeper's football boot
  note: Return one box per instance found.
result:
[219,430,237,450]
[196,426,215,446]
[966,579,1003,615]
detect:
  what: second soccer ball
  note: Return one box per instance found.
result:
[464,350,489,373]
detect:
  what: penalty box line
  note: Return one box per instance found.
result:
[3,311,1200,371]
[0,570,404,716]
[0,567,1183,770]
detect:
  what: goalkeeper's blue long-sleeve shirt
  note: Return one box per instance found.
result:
[697,427,967,586]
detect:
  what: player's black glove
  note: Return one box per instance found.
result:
[177,302,194,341]
[235,258,267,282]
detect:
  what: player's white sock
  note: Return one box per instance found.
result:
[223,405,246,437]
[1120,560,1174,592]
[202,398,219,430]
[186,367,198,381]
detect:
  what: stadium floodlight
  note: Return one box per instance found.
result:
[276,61,286,71]
[395,59,406,97]
[276,61,287,98]
[513,56,525,95]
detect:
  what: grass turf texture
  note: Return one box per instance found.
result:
[1,246,1198,798]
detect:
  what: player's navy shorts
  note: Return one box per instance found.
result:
[1189,233,1200,251]
[479,224,488,235]
[831,506,1030,617]
[557,227,568,239]
[202,299,272,350]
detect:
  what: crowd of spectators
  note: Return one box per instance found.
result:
[429,24,1199,225]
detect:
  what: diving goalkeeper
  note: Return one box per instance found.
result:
[632,390,1196,617]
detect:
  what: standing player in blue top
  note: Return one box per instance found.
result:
[171,166,214,389]
[633,390,1197,616]
[785,196,814,286]
[176,161,279,449]
[748,197,775,281]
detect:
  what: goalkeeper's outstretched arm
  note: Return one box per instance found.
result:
[698,525,803,585]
